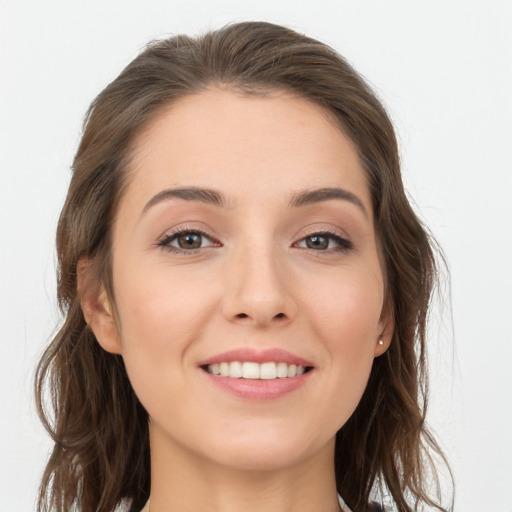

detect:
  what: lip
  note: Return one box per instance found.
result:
[198,347,314,367]
[202,371,312,400]
[198,348,314,401]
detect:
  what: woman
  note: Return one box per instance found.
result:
[35,21,452,512]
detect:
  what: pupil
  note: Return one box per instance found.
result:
[307,235,328,250]
[178,233,201,249]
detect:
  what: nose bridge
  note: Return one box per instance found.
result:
[223,235,296,326]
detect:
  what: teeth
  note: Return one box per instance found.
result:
[206,361,307,379]
[229,361,242,378]
[276,362,288,378]
[242,362,260,379]
[260,362,276,380]
[219,362,229,377]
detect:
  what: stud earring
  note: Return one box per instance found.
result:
[378,338,384,346]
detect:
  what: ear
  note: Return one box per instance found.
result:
[374,299,394,358]
[78,258,122,355]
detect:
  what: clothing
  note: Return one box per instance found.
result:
[338,495,386,512]
[338,494,353,512]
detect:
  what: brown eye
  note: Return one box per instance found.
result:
[306,235,329,250]
[295,232,353,253]
[158,230,217,252]
[177,232,203,249]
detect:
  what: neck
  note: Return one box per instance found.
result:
[147,422,340,512]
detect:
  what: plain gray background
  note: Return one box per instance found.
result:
[1,1,511,510]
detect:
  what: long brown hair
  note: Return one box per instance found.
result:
[35,21,452,512]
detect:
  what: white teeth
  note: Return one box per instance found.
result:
[229,361,242,378]
[260,362,277,380]
[276,362,288,378]
[206,361,308,379]
[242,362,260,379]
[219,362,229,377]
[287,364,297,378]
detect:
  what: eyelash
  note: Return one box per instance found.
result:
[156,228,353,254]
[156,227,219,254]
[294,229,353,253]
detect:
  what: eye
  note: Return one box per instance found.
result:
[295,231,353,252]
[157,229,218,253]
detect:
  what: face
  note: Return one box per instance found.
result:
[89,88,390,473]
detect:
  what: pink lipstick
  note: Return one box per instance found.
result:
[198,348,314,400]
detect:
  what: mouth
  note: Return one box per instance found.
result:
[201,361,313,380]
[198,348,315,400]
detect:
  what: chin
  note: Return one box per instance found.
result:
[200,429,332,473]
[211,449,308,473]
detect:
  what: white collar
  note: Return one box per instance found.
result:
[338,494,353,512]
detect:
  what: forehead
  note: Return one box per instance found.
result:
[123,88,371,213]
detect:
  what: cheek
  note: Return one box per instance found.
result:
[114,265,213,345]
[111,268,218,412]
[304,266,382,415]
[110,265,220,403]
[307,264,383,344]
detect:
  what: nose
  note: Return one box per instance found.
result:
[221,246,297,328]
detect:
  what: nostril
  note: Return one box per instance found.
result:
[232,311,288,322]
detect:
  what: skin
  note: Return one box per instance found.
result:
[82,88,392,512]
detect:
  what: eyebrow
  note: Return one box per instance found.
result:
[288,187,368,217]
[142,186,227,214]
[142,186,368,217]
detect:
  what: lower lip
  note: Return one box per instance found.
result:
[202,370,312,400]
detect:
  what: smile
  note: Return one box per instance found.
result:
[199,348,315,400]
[206,361,308,379]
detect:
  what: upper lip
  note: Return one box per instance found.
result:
[198,348,314,367]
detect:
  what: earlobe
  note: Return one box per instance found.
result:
[78,259,122,355]
[374,302,394,357]
[374,335,389,357]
